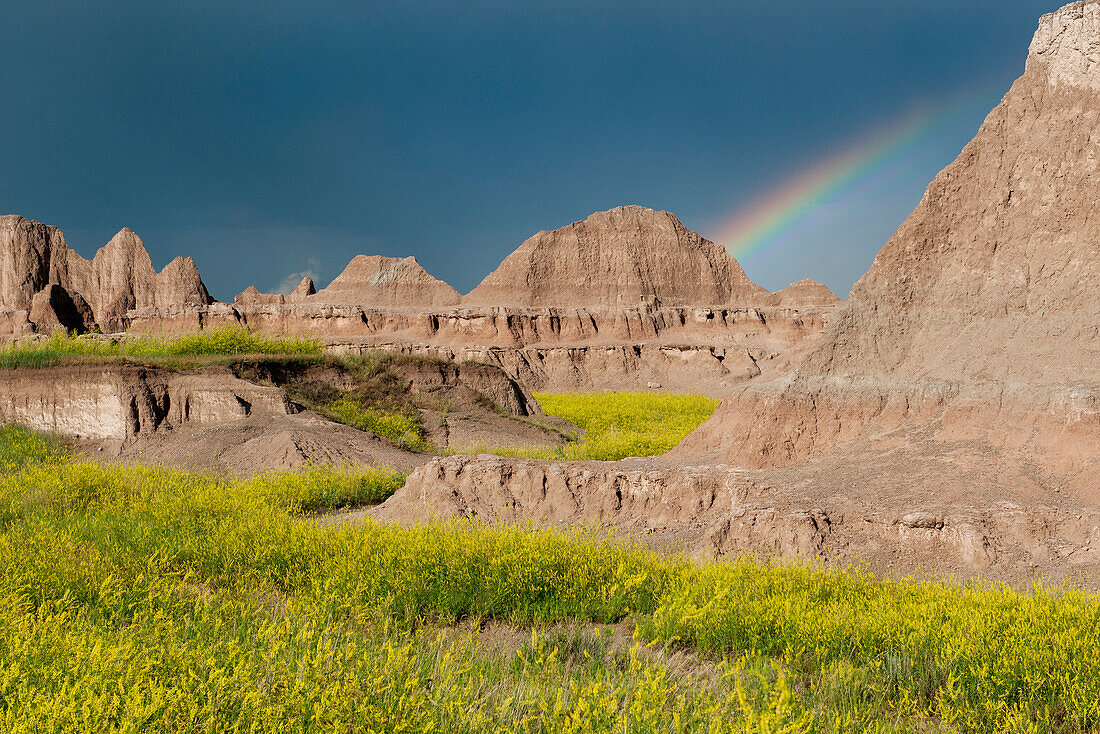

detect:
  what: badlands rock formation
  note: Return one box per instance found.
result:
[2,206,836,393]
[236,256,460,308]
[0,216,212,334]
[770,278,841,307]
[0,357,559,475]
[465,206,770,307]
[675,0,1100,494]
[236,277,316,306]
[374,1,1100,582]
[125,207,838,394]
[381,453,1100,583]
[315,255,462,308]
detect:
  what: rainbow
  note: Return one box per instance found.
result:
[712,93,1000,262]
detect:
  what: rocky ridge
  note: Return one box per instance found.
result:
[0,216,212,334]
[465,206,772,308]
[673,0,1100,495]
[3,207,837,393]
[122,206,838,393]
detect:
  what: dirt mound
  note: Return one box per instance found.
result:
[675,0,1100,494]
[0,216,211,333]
[235,354,570,453]
[119,411,422,475]
[465,206,772,308]
[1,352,574,473]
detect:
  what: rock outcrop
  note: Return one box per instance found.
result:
[0,364,293,441]
[235,256,461,309]
[126,207,840,393]
[0,216,212,333]
[675,0,1100,494]
[316,255,461,308]
[465,206,771,308]
[770,279,842,307]
[236,276,316,306]
[28,285,94,334]
[376,453,1100,584]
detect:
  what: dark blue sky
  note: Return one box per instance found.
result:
[1,1,1062,300]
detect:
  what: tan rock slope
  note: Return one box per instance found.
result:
[676,0,1100,492]
[465,205,771,307]
[0,216,212,334]
[770,279,841,307]
[318,255,461,308]
[236,276,316,306]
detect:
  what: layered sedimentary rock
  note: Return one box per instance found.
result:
[0,216,212,334]
[676,0,1100,492]
[465,206,770,307]
[376,453,1100,583]
[0,365,293,440]
[236,276,316,306]
[28,284,94,333]
[129,208,839,392]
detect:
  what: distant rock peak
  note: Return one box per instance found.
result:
[0,215,211,333]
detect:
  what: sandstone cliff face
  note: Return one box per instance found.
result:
[0,217,212,333]
[0,216,72,312]
[0,365,292,440]
[676,0,1100,493]
[465,206,772,308]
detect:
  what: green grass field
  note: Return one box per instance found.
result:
[2,427,1100,731]
[456,391,720,460]
[0,327,321,368]
[535,391,720,460]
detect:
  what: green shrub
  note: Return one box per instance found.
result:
[328,398,433,452]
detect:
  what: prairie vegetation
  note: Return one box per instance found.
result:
[1,428,1099,731]
[0,327,321,368]
[0,331,716,461]
[458,391,720,460]
[280,352,437,452]
[328,398,433,452]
